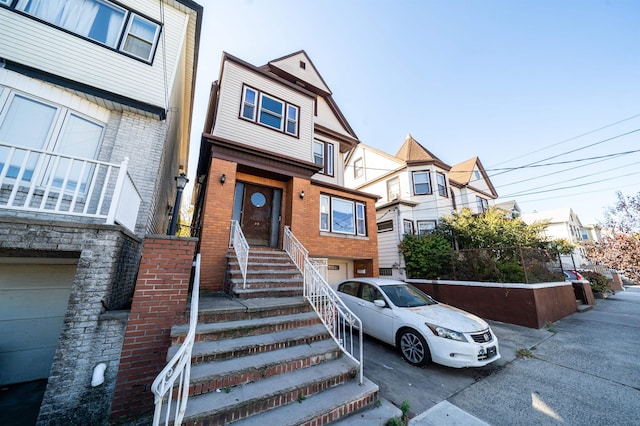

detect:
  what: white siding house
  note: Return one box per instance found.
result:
[0,1,202,423]
[345,134,498,279]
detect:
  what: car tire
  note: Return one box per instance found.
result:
[397,329,431,367]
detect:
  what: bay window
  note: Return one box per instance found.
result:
[413,171,431,195]
[436,172,447,197]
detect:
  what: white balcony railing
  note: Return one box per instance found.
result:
[229,220,249,288]
[0,143,141,232]
[283,226,363,385]
[152,254,200,426]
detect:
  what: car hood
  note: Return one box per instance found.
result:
[406,303,489,333]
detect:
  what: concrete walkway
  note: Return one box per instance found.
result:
[410,286,640,425]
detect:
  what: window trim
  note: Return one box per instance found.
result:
[238,86,300,138]
[320,194,367,236]
[387,177,400,201]
[353,157,364,179]
[377,220,394,233]
[416,220,437,235]
[412,170,432,195]
[436,172,448,197]
[314,140,334,177]
[403,219,414,235]
[476,196,489,213]
[9,0,162,64]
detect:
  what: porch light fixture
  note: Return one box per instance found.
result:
[167,173,189,235]
[300,190,305,199]
[220,174,226,185]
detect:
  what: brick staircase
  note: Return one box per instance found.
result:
[226,248,304,298]
[165,249,380,425]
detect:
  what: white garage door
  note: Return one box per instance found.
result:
[0,261,76,385]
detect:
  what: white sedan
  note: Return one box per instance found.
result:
[334,278,500,368]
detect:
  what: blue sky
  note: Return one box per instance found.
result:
[189,0,640,225]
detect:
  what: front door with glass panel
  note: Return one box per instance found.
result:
[233,182,282,247]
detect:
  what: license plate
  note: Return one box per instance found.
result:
[487,346,497,358]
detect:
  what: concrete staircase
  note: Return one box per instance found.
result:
[165,249,380,425]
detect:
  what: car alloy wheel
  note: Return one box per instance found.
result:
[398,329,430,366]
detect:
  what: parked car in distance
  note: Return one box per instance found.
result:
[564,269,586,281]
[334,278,500,368]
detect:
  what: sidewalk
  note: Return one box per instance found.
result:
[410,286,640,425]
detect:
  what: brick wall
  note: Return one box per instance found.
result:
[198,159,238,291]
[110,236,197,423]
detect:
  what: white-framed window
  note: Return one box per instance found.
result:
[354,157,363,178]
[413,171,431,195]
[387,177,400,201]
[241,86,257,121]
[476,196,489,213]
[259,93,284,131]
[12,0,161,63]
[286,104,298,136]
[356,202,366,236]
[417,220,436,235]
[0,88,104,193]
[436,172,447,197]
[320,194,367,236]
[239,86,299,137]
[403,219,414,235]
[377,220,393,233]
[314,140,334,176]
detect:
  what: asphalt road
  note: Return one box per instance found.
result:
[361,286,640,425]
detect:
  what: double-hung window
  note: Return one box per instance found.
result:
[413,171,431,195]
[436,172,447,197]
[387,177,400,201]
[353,158,363,178]
[12,0,161,63]
[320,194,366,236]
[0,89,104,193]
[240,86,299,136]
[476,196,489,213]
[417,220,436,235]
[314,140,334,176]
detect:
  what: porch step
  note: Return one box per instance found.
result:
[168,323,332,363]
[179,357,365,425]
[229,377,379,426]
[171,311,321,343]
[196,296,311,323]
[188,339,343,396]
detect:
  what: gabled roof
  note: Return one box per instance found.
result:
[521,208,583,227]
[395,134,450,170]
[266,50,332,95]
[449,156,498,198]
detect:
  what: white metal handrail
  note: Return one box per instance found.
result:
[283,226,363,385]
[151,254,201,426]
[0,143,141,232]
[229,220,249,288]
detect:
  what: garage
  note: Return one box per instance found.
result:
[0,260,77,385]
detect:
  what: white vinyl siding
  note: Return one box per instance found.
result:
[213,61,314,161]
[0,1,192,109]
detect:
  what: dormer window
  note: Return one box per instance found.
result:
[240,85,299,137]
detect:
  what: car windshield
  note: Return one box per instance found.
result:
[380,284,437,307]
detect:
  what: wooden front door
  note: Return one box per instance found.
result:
[241,183,273,246]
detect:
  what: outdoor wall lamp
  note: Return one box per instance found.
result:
[220,174,226,185]
[300,190,305,199]
[167,173,189,235]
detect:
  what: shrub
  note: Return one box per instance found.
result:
[581,270,609,293]
[398,234,452,279]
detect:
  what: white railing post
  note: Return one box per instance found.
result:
[151,254,201,426]
[283,226,363,385]
[229,220,249,288]
[106,157,129,225]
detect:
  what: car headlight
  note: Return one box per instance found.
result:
[427,324,466,342]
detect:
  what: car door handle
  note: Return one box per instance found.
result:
[357,302,366,306]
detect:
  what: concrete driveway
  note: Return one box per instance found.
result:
[362,286,640,425]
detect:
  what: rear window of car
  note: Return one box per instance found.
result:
[337,281,359,297]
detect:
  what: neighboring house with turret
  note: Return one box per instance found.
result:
[345,134,498,279]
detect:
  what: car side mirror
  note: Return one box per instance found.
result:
[373,299,386,308]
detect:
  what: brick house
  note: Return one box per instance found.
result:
[192,51,380,290]
[0,1,202,423]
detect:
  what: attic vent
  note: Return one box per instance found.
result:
[299,60,306,69]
